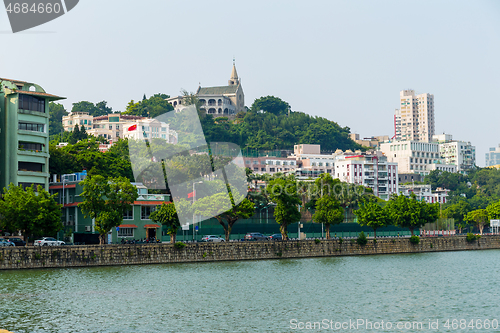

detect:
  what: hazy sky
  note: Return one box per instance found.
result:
[1,0,499,166]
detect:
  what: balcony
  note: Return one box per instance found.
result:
[18,149,49,158]
[136,194,171,201]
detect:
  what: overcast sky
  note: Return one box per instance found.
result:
[1,0,499,166]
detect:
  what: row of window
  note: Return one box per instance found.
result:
[19,142,43,151]
[245,160,296,166]
[19,94,45,113]
[122,206,156,220]
[18,122,44,132]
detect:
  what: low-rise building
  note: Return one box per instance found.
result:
[379,140,443,176]
[62,112,93,132]
[49,172,171,244]
[398,184,449,204]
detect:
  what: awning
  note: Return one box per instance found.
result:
[144,224,161,228]
[118,224,138,228]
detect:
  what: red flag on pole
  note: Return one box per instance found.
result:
[188,191,195,199]
[128,124,137,131]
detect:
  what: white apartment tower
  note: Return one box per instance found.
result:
[394,90,435,142]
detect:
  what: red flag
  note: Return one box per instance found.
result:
[188,191,195,199]
[128,124,137,131]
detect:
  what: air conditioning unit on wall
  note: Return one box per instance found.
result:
[85,226,91,232]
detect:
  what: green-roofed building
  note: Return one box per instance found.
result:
[0,78,64,191]
[167,62,245,117]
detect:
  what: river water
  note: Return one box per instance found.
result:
[1,250,500,333]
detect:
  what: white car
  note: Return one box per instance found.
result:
[200,235,225,242]
[33,237,65,246]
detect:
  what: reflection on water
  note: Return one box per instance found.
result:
[1,251,500,332]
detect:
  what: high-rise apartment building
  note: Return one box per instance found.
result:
[486,145,500,167]
[0,77,64,190]
[394,90,435,142]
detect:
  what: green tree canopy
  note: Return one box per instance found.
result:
[123,93,173,118]
[49,102,68,136]
[250,96,290,116]
[354,201,390,238]
[192,190,254,241]
[150,201,188,243]
[386,194,439,236]
[266,176,301,240]
[312,195,344,239]
[71,100,113,117]
[464,209,489,235]
[0,184,62,242]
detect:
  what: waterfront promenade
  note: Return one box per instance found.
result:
[0,235,498,270]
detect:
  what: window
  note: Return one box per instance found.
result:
[116,125,120,130]
[118,228,134,237]
[253,161,258,164]
[245,160,251,165]
[84,120,88,125]
[18,122,44,132]
[19,142,43,151]
[161,134,166,139]
[18,162,43,172]
[269,168,275,172]
[19,94,45,113]
[276,161,281,165]
[141,206,156,219]
[109,125,113,130]
[123,207,133,220]
[283,161,288,165]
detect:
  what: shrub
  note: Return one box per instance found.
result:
[338,237,343,245]
[466,233,480,243]
[314,239,321,244]
[174,241,186,249]
[357,231,367,246]
[409,235,420,245]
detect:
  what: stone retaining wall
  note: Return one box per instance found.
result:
[0,235,498,270]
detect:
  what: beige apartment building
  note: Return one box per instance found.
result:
[62,112,93,132]
[395,90,435,142]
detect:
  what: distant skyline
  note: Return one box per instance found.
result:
[1,0,499,166]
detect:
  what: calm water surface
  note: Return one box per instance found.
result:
[1,250,500,332]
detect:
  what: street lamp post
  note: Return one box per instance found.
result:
[192,181,203,241]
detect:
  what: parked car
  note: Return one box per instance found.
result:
[200,235,225,242]
[33,237,65,246]
[268,233,282,241]
[8,238,26,246]
[0,239,15,247]
[244,232,268,241]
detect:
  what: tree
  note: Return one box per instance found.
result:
[442,200,471,225]
[49,102,68,136]
[250,96,290,116]
[312,195,343,239]
[266,176,301,240]
[79,176,138,244]
[72,100,113,117]
[150,202,187,243]
[192,191,254,241]
[354,201,390,238]
[123,93,173,118]
[486,201,500,220]
[464,209,489,235]
[386,194,439,236]
[0,184,62,243]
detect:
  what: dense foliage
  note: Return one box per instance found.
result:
[0,184,62,242]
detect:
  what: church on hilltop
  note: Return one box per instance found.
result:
[167,62,245,117]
